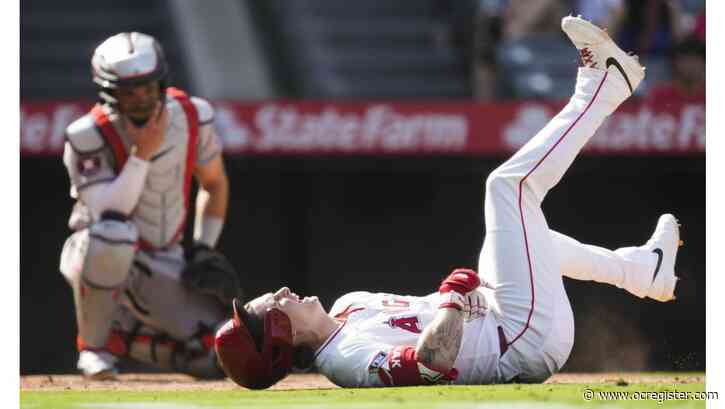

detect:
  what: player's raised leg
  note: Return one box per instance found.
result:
[552,214,682,302]
[485,17,645,218]
[478,16,645,382]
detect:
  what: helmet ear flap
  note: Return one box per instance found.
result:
[264,309,293,345]
[262,308,294,378]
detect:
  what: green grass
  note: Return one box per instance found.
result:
[21,382,708,409]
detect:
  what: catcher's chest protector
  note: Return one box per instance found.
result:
[92,87,198,250]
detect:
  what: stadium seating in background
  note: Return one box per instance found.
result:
[253,0,469,98]
[21,0,190,100]
[495,33,672,100]
[495,33,578,100]
[636,56,671,96]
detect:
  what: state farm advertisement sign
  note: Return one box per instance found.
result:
[213,102,471,154]
[20,98,704,156]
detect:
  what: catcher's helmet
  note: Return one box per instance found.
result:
[214,299,294,389]
[91,32,169,105]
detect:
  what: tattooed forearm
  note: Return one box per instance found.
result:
[415,308,464,372]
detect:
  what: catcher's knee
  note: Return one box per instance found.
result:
[83,211,138,288]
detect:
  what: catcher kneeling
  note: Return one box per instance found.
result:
[59,32,243,380]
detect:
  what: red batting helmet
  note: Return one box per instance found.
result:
[214,298,294,389]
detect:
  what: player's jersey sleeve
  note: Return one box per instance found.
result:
[63,115,117,198]
[191,96,222,165]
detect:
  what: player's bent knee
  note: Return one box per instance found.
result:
[82,211,138,289]
[485,170,517,199]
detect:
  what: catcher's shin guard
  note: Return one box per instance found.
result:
[121,324,224,379]
[75,322,224,379]
[60,211,138,349]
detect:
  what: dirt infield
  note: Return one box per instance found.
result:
[20,372,704,392]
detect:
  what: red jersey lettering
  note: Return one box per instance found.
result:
[385,316,421,334]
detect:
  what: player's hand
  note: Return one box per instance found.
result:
[462,291,488,322]
[438,268,480,311]
[439,268,480,296]
[127,102,168,161]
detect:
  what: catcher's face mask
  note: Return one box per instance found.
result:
[214,299,294,389]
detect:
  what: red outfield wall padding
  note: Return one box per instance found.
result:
[20,98,704,157]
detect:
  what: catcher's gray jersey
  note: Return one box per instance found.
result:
[60,87,227,346]
[63,88,221,249]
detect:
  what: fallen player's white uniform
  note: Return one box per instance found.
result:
[317,290,503,387]
[314,17,677,387]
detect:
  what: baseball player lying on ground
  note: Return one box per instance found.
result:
[215,16,683,388]
[60,32,243,380]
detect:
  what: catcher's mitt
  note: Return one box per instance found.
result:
[182,244,244,306]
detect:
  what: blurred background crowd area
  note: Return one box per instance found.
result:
[435,0,705,102]
[21,0,705,103]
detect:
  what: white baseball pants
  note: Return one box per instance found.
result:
[477,67,648,382]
